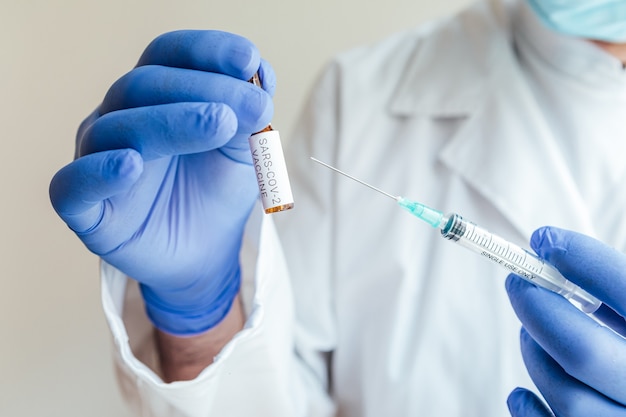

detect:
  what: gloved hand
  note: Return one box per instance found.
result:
[49,30,276,336]
[505,226,626,417]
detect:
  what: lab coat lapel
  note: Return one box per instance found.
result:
[387,0,595,239]
[437,71,596,239]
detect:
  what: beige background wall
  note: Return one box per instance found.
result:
[1,0,470,415]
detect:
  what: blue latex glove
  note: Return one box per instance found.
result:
[49,30,276,336]
[505,226,626,417]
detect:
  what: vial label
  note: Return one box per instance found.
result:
[249,130,294,213]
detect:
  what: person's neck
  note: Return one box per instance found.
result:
[591,41,626,67]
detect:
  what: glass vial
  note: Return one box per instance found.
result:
[248,72,294,214]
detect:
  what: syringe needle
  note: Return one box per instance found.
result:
[310,157,398,200]
[310,157,445,228]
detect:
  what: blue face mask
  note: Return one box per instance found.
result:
[527,0,626,42]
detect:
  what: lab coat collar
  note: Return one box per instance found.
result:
[388,0,512,118]
[387,0,596,239]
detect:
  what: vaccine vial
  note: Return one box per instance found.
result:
[248,72,294,214]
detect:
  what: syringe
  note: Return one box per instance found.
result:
[311,157,601,314]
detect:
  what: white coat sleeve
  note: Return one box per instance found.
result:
[102,214,335,416]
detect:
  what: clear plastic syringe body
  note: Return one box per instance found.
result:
[438,212,602,313]
[394,197,601,313]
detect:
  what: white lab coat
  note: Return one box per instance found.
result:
[101,0,626,416]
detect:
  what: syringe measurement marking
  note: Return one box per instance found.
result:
[464,225,543,275]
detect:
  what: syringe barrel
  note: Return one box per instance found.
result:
[440,214,601,313]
